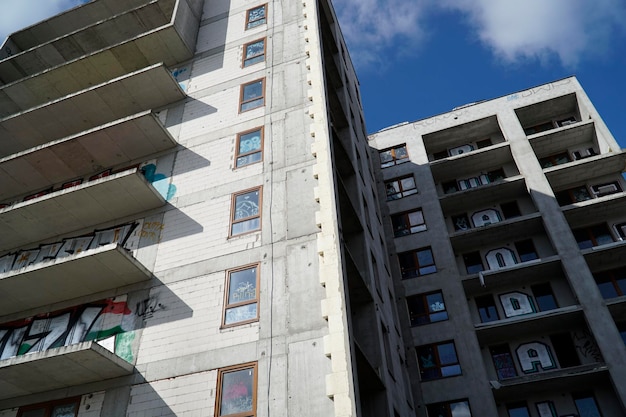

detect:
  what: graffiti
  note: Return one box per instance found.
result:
[572,330,603,362]
[516,342,556,373]
[171,66,189,91]
[0,297,135,362]
[506,79,572,101]
[136,296,165,319]
[141,221,165,243]
[499,292,535,318]
[142,164,177,201]
[0,222,139,275]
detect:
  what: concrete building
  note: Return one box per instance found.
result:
[369,77,626,416]
[0,1,413,417]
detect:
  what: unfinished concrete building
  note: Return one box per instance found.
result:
[370,77,626,416]
[0,0,413,416]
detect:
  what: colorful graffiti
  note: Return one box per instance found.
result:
[0,297,135,362]
[142,164,177,201]
[516,342,556,373]
[0,222,141,275]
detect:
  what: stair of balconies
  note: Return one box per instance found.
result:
[0,63,185,158]
[0,0,201,86]
[0,341,134,400]
[0,111,175,202]
[0,167,165,252]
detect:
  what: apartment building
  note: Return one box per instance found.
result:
[370,77,626,416]
[0,0,414,416]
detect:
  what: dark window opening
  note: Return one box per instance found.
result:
[531,283,558,311]
[476,294,499,323]
[463,251,484,274]
[500,201,521,219]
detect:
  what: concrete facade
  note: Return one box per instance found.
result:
[0,0,412,417]
[369,77,626,416]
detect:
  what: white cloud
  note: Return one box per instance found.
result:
[440,0,626,67]
[333,0,428,69]
[0,0,85,45]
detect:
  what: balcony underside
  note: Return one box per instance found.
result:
[430,143,512,182]
[0,341,133,400]
[492,363,608,402]
[439,176,526,214]
[0,111,175,201]
[583,241,626,272]
[450,213,543,253]
[0,63,184,158]
[475,306,584,345]
[562,192,626,229]
[0,169,165,252]
[545,152,626,190]
[0,244,151,316]
[529,121,595,157]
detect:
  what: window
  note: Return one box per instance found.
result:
[539,152,571,168]
[535,401,558,417]
[243,38,265,67]
[531,283,558,311]
[416,341,461,381]
[591,182,621,197]
[398,247,436,279]
[17,398,80,417]
[515,239,538,262]
[555,185,591,205]
[240,78,265,112]
[406,291,448,326]
[573,224,614,249]
[550,333,581,368]
[236,127,263,167]
[443,180,459,194]
[391,209,426,236]
[463,251,484,274]
[379,144,409,168]
[557,116,577,127]
[573,393,603,417]
[490,344,517,379]
[426,399,472,417]
[507,403,531,417]
[223,265,259,326]
[230,188,262,236]
[500,201,521,219]
[216,363,257,417]
[245,5,266,29]
[618,322,626,345]
[476,294,499,323]
[385,176,417,200]
[476,138,493,149]
[487,168,505,182]
[594,268,626,298]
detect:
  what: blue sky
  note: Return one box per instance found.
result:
[1,0,625,146]
[334,0,626,146]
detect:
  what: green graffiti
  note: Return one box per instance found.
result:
[115,331,135,363]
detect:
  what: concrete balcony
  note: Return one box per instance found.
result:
[491,363,609,402]
[0,341,133,400]
[544,151,626,190]
[450,213,544,254]
[0,0,203,85]
[562,191,626,229]
[439,175,526,215]
[583,240,626,273]
[0,63,185,158]
[0,111,176,201]
[430,142,512,183]
[529,120,596,158]
[475,305,584,345]
[462,255,562,295]
[0,243,151,316]
[0,168,165,252]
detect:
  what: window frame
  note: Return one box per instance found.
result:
[235,127,264,168]
[507,402,531,417]
[406,290,449,326]
[215,362,258,417]
[415,340,462,381]
[476,294,499,323]
[230,187,262,237]
[242,38,266,67]
[245,4,267,30]
[385,175,417,201]
[239,78,266,113]
[379,144,409,168]
[594,268,626,298]
[572,392,603,417]
[391,208,426,237]
[573,223,614,249]
[398,247,436,279]
[17,397,80,417]
[222,264,260,328]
